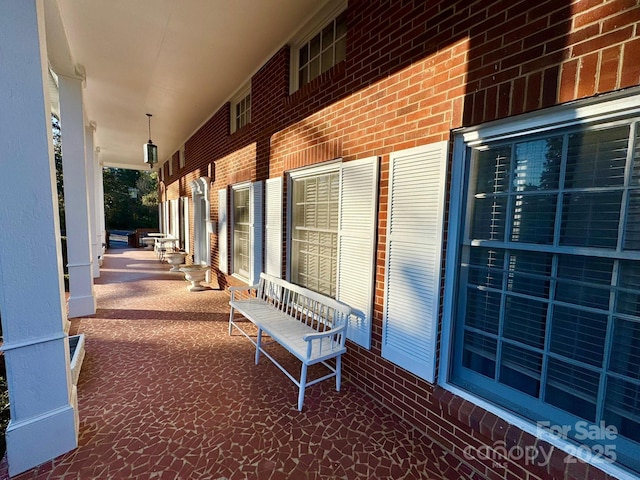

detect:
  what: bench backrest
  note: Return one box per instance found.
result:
[257,273,351,333]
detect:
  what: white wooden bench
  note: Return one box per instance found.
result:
[228,273,351,411]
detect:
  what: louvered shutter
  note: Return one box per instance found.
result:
[381,142,448,382]
[337,157,379,349]
[183,197,190,253]
[265,177,283,278]
[218,188,228,274]
[249,181,263,285]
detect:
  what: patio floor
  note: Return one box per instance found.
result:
[5,247,478,480]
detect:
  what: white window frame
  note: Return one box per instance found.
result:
[288,0,347,94]
[231,182,251,281]
[230,82,251,133]
[440,87,640,480]
[168,157,173,177]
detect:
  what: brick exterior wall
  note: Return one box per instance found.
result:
[161,1,640,478]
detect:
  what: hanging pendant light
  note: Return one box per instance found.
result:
[143,113,158,168]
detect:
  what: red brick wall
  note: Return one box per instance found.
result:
[163,1,640,478]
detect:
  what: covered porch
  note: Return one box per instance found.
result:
[4,247,471,479]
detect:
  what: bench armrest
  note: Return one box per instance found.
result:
[302,324,347,359]
[229,284,259,301]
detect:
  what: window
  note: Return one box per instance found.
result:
[290,169,339,297]
[179,145,185,169]
[287,158,378,348]
[290,0,347,93]
[447,96,640,473]
[231,85,251,133]
[232,185,250,279]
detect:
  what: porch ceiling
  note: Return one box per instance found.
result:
[48,0,328,170]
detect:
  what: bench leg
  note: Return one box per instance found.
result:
[255,328,262,365]
[336,355,342,392]
[228,307,234,336]
[298,363,308,411]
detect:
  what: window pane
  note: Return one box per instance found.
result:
[474,146,511,194]
[555,255,613,310]
[617,260,640,316]
[465,288,501,334]
[299,66,308,88]
[565,126,629,189]
[499,343,542,397]
[506,250,552,298]
[560,192,622,248]
[510,193,557,244]
[299,45,308,66]
[470,196,507,241]
[513,137,562,191]
[336,11,347,38]
[309,58,320,83]
[545,358,598,421]
[550,306,608,366]
[321,48,333,74]
[321,22,334,49]
[625,192,640,250]
[610,317,640,380]
[463,330,496,378]
[503,295,548,349]
[468,247,505,290]
[310,32,321,58]
[604,377,640,443]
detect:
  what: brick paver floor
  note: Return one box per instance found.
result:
[4,247,476,479]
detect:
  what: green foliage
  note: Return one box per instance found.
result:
[52,114,65,229]
[103,168,158,230]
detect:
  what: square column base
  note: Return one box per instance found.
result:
[6,387,78,477]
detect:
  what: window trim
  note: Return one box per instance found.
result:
[230,83,251,134]
[288,0,347,94]
[440,87,640,480]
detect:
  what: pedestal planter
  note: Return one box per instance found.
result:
[165,251,188,271]
[179,265,208,291]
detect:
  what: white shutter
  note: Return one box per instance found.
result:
[218,188,228,274]
[382,142,448,383]
[249,181,263,285]
[183,197,190,254]
[264,177,283,278]
[337,157,379,349]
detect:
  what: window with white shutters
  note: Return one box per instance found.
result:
[382,143,448,382]
[447,98,640,474]
[288,159,378,348]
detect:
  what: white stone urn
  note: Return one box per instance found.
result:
[179,265,208,291]
[165,251,188,271]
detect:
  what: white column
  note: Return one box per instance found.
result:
[85,124,100,278]
[58,73,96,317]
[96,151,107,257]
[0,0,78,476]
